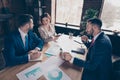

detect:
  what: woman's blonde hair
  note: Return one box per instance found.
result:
[41,13,51,21]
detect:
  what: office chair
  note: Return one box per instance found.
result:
[112,59,120,80]
[0,48,6,71]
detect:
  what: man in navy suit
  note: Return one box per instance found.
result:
[60,18,112,80]
[3,14,44,66]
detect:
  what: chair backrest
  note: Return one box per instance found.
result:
[112,59,120,80]
[0,48,6,71]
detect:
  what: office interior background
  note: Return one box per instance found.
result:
[0,0,120,79]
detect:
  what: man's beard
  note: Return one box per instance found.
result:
[86,29,94,38]
[87,30,93,36]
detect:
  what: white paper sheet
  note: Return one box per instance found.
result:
[41,56,64,68]
[57,35,85,50]
[43,66,71,80]
[45,42,61,56]
[56,34,86,60]
[16,62,43,80]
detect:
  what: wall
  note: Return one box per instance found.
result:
[41,0,51,15]
[0,0,27,50]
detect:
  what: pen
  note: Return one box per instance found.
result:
[74,40,83,44]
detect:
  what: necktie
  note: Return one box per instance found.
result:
[90,38,94,47]
[25,35,28,50]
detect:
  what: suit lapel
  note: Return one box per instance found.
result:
[86,32,104,60]
[94,32,104,43]
[27,31,32,50]
[16,30,25,50]
[89,32,104,48]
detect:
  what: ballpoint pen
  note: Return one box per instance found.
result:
[73,40,83,44]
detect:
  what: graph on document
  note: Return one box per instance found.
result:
[25,67,41,78]
[16,63,43,80]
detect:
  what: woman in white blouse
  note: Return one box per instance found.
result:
[38,13,59,43]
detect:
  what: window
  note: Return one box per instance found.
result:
[54,0,84,29]
[101,0,120,32]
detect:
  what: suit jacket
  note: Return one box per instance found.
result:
[3,30,44,66]
[38,24,56,42]
[73,32,112,80]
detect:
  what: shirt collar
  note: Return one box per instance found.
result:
[93,32,102,41]
[18,28,27,37]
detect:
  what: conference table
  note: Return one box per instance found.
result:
[0,34,87,80]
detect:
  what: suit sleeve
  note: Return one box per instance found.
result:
[84,41,91,49]
[32,32,44,50]
[73,41,110,71]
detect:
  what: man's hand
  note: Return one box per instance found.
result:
[81,35,88,43]
[60,52,72,62]
[28,49,41,60]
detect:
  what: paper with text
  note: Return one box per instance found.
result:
[16,63,43,80]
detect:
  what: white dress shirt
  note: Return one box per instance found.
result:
[18,28,28,47]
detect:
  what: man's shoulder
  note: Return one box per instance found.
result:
[6,30,20,39]
[98,32,112,46]
[28,30,38,38]
[11,30,20,37]
[28,30,34,35]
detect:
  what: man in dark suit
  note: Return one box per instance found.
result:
[3,14,44,66]
[60,18,112,80]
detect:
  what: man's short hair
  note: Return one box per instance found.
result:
[87,18,102,28]
[17,14,33,27]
